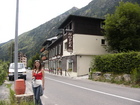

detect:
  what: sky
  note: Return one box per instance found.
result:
[0,0,92,44]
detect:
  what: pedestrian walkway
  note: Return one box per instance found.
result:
[74,75,89,79]
[45,70,89,80]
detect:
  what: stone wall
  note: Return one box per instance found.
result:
[90,72,131,82]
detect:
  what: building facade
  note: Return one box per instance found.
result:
[41,15,108,76]
[18,52,27,68]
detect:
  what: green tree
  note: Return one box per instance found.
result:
[0,60,9,85]
[8,41,14,63]
[104,2,140,52]
[27,53,40,69]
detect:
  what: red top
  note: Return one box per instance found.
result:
[33,71,43,80]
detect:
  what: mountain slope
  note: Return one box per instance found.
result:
[0,0,140,61]
[73,0,140,18]
[0,7,78,61]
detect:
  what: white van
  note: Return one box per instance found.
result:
[8,63,26,80]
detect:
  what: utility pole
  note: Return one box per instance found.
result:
[14,0,19,81]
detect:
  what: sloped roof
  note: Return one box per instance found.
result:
[48,36,63,48]
[42,36,57,46]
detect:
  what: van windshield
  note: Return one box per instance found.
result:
[10,63,25,69]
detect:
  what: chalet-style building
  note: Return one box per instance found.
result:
[41,15,108,77]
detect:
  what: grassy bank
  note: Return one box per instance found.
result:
[0,84,34,105]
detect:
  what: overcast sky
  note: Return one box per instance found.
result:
[0,0,92,44]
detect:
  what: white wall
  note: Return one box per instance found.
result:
[63,39,74,57]
[73,34,108,55]
[77,55,93,76]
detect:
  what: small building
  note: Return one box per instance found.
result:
[18,52,27,68]
[41,36,58,69]
[42,15,108,77]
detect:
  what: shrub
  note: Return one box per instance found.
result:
[0,60,9,85]
[131,68,140,85]
[91,51,140,74]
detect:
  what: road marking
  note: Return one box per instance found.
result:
[45,77,140,103]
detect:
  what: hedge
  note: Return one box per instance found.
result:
[0,60,9,85]
[91,51,140,74]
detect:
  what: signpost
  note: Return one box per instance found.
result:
[67,30,73,52]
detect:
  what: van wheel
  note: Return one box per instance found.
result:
[9,77,11,81]
[9,77,13,81]
[24,76,26,80]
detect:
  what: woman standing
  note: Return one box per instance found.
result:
[32,60,45,105]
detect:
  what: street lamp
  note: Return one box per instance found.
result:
[14,0,19,81]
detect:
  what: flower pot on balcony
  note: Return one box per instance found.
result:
[40,47,45,52]
[42,56,47,60]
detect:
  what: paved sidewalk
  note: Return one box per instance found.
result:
[45,71,89,80]
[74,75,89,79]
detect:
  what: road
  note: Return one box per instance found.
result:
[26,70,140,105]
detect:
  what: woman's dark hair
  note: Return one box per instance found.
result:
[33,60,42,71]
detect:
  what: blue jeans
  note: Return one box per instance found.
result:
[32,85,43,105]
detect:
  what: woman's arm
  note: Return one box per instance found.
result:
[32,69,35,79]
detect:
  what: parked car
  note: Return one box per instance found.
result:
[8,63,26,81]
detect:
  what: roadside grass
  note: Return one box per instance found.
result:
[0,101,9,105]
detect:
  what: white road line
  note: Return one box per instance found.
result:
[45,77,140,103]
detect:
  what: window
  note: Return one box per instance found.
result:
[59,44,61,54]
[65,42,67,50]
[67,59,73,72]
[68,22,72,30]
[63,22,73,35]
[53,48,55,56]
[101,39,106,45]
[68,62,73,71]
[100,21,105,29]
[49,50,52,57]
[63,28,67,35]
[56,46,57,55]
